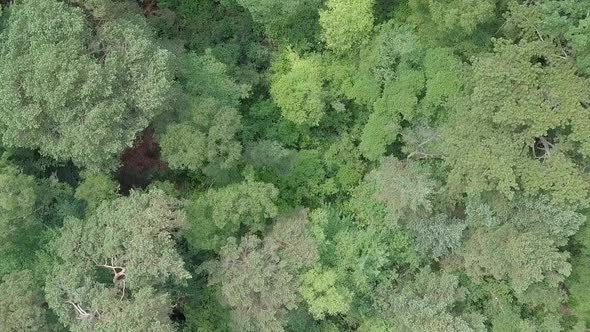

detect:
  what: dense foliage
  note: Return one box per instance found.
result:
[0,0,589,331]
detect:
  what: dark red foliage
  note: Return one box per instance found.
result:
[139,0,159,16]
[117,128,168,195]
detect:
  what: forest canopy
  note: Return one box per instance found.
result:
[0,0,589,331]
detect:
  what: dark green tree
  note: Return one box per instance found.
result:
[235,0,321,47]
[74,171,119,215]
[160,52,249,176]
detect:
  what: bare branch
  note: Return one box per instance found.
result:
[96,264,125,271]
[120,279,127,301]
[535,28,544,42]
[96,260,127,284]
[65,301,92,320]
[407,151,444,160]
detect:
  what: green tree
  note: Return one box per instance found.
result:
[160,52,248,176]
[408,0,497,43]
[408,214,466,260]
[462,196,584,294]
[0,0,173,169]
[0,159,44,277]
[74,171,119,214]
[205,209,318,332]
[0,160,38,252]
[567,219,590,327]
[181,52,250,109]
[359,66,424,160]
[0,270,47,331]
[420,48,464,116]
[344,23,423,106]
[490,310,536,332]
[300,267,352,319]
[360,157,437,223]
[319,0,374,53]
[308,208,419,309]
[282,149,331,205]
[183,286,232,332]
[463,224,570,295]
[244,140,297,179]
[352,32,462,160]
[45,190,190,331]
[235,0,321,47]
[444,39,590,208]
[271,53,327,126]
[376,268,483,332]
[505,0,590,75]
[186,178,279,251]
[324,135,366,192]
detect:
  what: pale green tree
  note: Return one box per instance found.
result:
[462,196,584,294]
[319,0,374,53]
[408,214,466,260]
[45,190,190,331]
[444,39,590,208]
[0,0,173,169]
[271,53,326,126]
[463,224,571,294]
[300,267,352,319]
[205,209,318,332]
[376,268,483,332]
[361,157,437,223]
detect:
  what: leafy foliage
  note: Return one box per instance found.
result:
[1,0,589,330]
[0,0,173,169]
[444,38,590,207]
[462,196,584,294]
[376,268,482,332]
[160,52,248,175]
[271,53,326,126]
[205,209,318,332]
[74,171,119,214]
[319,0,374,53]
[45,190,190,330]
[186,177,278,251]
[408,213,466,260]
[300,267,352,319]
[361,157,437,222]
[0,270,47,331]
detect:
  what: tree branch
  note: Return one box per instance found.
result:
[65,301,92,320]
